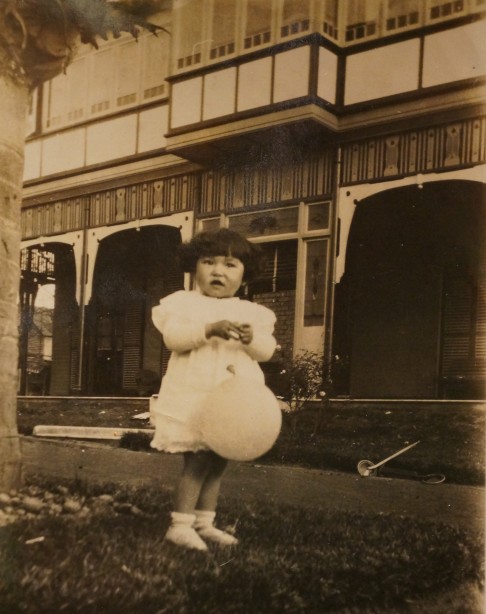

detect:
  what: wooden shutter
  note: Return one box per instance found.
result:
[122,302,144,391]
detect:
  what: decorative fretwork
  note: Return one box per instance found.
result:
[341,117,486,185]
[21,174,199,239]
[200,152,334,214]
[20,247,55,280]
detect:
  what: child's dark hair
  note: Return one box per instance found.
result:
[179,229,262,282]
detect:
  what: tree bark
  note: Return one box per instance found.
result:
[0,73,28,491]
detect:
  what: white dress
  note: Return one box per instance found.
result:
[150,290,277,453]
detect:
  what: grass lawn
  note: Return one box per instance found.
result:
[0,477,483,614]
[264,403,485,487]
[17,400,484,485]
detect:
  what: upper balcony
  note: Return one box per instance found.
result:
[23,0,486,185]
[171,0,486,73]
[166,0,486,164]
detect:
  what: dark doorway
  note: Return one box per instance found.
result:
[88,226,183,396]
[334,180,486,399]
[19,243,77,396]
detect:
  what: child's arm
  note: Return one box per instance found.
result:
[239,306,277,362]
[153,296,247,352]
[152,296,207,352]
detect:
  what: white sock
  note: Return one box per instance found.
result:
[194,510,239,546]
[165,512,208,551]
[193,510,216,530]
[170,511,196,528]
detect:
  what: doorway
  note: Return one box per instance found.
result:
[89,226,183,395]
[335,180,486,399]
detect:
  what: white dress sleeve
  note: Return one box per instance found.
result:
[152,292,207,352]
[241,303,277,362]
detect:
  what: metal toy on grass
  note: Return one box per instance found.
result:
[357,441,445,484]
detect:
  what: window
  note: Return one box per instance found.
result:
[345,0,379,42]
[251,240,298,293]
[174,0,205,69]
[385,0,421,31]
[26,89,39,136]
[307,202,330,231]
[244,0,273,50]
[210,0,238,60]
[66,58,88,122]
[228,207,299,237]
[142,32,169,100]
[46,72,66,128]
[89,49,114,115]
[116,40,140,108]
[304,239,327,326]
[322,0,339,40]
[428,0,466,21]
[200,217,222,232]
[281,0,311,38]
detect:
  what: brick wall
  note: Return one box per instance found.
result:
[253,290,295,360]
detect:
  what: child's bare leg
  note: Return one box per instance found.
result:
[194,453,238,546]
[166,452,213,551]
[195,452,228,511]
[174,452,213,513]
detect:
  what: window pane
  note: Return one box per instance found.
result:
[174,0,204,69]
[67,58,87,123]
[90,49,113,114]
[345,0,379,42]
[324,0,338,22]
[281,0,311,37]
[307,202,330,231]
[386,0,421,31]
[244,0,273,49]
[46,74,66,128]
[210,0,237,59]
[116,40,139,108]
[228,207,299,237]
[200,217,221,232]
[251,240,297,293]
[428,0,466,21]
[304,239,327,326]
[322,0,339,40]
[26,89,38,135]
[142,32,169,99]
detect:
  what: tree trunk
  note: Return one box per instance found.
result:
[0,0,160,492]
[0,73,29,491]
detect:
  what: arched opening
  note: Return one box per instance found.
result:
[333,180,486,399]
[19,243,77,395]
[87,225,183,396]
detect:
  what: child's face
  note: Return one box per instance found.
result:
[195,255,245,298]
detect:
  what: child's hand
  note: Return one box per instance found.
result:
[237,323,253,345]
[206,320,242,341]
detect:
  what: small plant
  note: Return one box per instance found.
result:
[277,351,324,411]
[269,351,322,433]
[269,351,347,433]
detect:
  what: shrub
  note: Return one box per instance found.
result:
[269,351,347,432]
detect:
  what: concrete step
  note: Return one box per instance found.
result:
[33,425,154,440]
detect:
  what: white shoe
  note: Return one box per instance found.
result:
[196,526,239,546]
[165,526,208,551]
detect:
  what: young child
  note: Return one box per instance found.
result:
[151,228,277,551]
